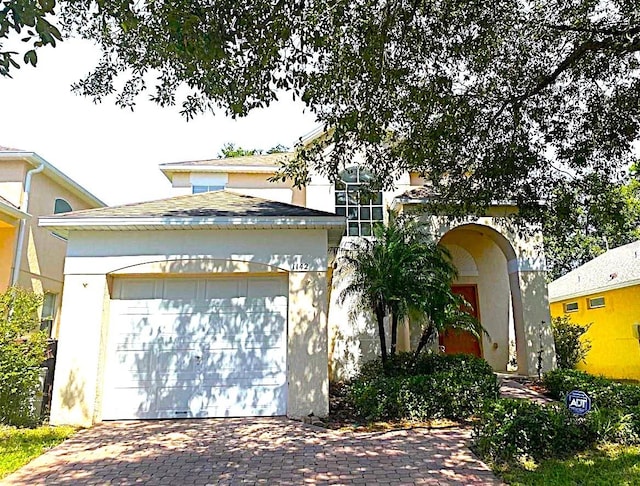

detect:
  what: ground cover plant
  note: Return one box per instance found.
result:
[0,425,75,479]
[346,352,499,422]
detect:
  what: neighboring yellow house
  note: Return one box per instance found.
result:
[549,240,640,380]
[0,146,104,337]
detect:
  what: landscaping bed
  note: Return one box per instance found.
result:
[473,369,640,484]
[325,352,499,431]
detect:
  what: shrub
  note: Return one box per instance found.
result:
[551,316,591,369]
[543,369,640,410]
[348,352,499,421]
[0,288,47,427]
[472,399,596,464]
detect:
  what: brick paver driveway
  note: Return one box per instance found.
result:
[2,418,501,485]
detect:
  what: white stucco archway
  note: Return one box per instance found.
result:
[433,219,555,376]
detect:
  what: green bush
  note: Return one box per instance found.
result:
[551,316,591,369]
[348,352,499,421]
[472,399,597,464]
[543,369,640,410]
[0,288,47,427]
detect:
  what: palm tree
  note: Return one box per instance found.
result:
[337,211,482,366]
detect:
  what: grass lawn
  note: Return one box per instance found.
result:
[0,425,76,479]
[500,443,640,485]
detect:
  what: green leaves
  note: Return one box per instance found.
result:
[0,287,47,427]
[0,0,62,76]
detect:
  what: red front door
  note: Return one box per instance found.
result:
[439,285,482,357]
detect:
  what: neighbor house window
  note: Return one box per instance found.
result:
[564,302,579,313]
[40,293,57,338]
[334,167,384,236]
[192,185,225,194]
[588,296,605,309]
[53,198,72,214]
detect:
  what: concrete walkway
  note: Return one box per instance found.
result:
[499,377,555,405]
[2,418,501,485]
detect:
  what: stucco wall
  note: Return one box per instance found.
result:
[50,228,331,426]
[16,171,100,335]
[0,160,27,207]
[0,225,17,289]
[550,286,640,380]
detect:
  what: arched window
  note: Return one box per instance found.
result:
[54,198,72,214]
[334,167,384,236]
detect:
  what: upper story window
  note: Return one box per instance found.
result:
[54,198,72,214]
[193,185,225,194]
[564,301,579,313]
[334,167,384,237]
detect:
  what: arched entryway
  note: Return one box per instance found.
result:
[439,223,525,372]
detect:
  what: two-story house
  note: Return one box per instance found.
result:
[42,141,554,426]
[0,146,104,336]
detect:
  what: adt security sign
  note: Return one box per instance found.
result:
[566,390,591,415]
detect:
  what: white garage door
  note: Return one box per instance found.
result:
[102,276,288,420]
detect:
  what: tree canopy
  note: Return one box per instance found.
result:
[0,0,61,76]
[3,0,639,245]
[544,166,640,279]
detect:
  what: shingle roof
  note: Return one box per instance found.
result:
[160,153,293,168]
[47,190,339,219]
[548,240,640,301]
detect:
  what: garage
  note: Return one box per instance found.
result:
[41,190,344,426]
[102,276,288,420]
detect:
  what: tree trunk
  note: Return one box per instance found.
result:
[390,310,399,356]
[375,303,388,365]
[414,322,435,360]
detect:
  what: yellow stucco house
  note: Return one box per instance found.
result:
[0,146,104,335]
[549,240,640,380]
[40,141,555,427]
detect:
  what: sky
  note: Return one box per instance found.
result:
[0,39,319,206]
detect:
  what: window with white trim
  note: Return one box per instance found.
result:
[588,296,605,309]
[564,301,579,313]
[334,167,384,236]
[53,198,72,214]
[192,185,225,194]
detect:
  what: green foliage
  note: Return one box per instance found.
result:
[500,443,640,486]
[0,0,62,76]
[474,371,640,468]
[473,399,596,464]
[218,143,261,158]
[337,211,478,363]
[551,316,592,369]
[348,353,499,421]
[50,0,640,227]
[543,369,640,410]
[544,174,640,280]
[0,425,75,479]
[0,288,47,426]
